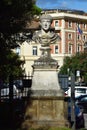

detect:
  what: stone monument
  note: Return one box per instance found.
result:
[22,14,69,129]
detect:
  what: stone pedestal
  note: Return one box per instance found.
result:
[31,68,64,96]
[31,49,64,96]
[22,47,69,129]
[22,68,69,129]
[22,96,69,130]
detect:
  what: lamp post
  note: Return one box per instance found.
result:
[67,68,76,130]
[71,73,75,130]
[76,70,80,83]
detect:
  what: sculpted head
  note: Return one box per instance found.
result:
[40,14,53,31]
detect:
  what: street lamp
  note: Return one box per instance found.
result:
[71,73,76,130]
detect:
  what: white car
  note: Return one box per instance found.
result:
[65,86,87,97]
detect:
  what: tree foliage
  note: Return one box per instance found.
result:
[59,52,87,83]
[0,0,42,81]
[0,0,41,48]
[0,50,25,82]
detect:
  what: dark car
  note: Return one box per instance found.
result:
[75,94,87,113]
[68,98,84,129]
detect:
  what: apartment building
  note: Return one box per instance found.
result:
[17,9,87,76]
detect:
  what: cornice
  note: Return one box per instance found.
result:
[49,12,87,21]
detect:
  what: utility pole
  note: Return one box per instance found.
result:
[71,73,75,130]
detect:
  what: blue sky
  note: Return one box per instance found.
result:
[36,0,87,12]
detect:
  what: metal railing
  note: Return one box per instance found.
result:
[0,75,32,101]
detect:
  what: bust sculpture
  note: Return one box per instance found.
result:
[32,14,61,68]
[33,14,61,47]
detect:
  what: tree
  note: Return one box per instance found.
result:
[0,0,42,82]
[0,0,41,48]
[0,50,25,82]
[59,52,87,83]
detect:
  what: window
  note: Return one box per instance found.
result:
[77,45,80,52]
[83,35,86,41]
[68,44,72,54]
[81,97,87,102]
[77,44,81,53]
[68,21,72,28]
[32,46,37,55]
[77,23,80,28]
[77,34,80,40]
[55,45,58,54]
[83,24,86,29]
[55,20,58,27]
[75,88,86,94]
[68,33,72,40]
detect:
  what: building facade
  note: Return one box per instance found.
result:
[17,9,87,76]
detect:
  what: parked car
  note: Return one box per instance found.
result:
[75,82,86,86]
[67,97,84,129]
[75,94,87,113]
[65,86,87,97]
